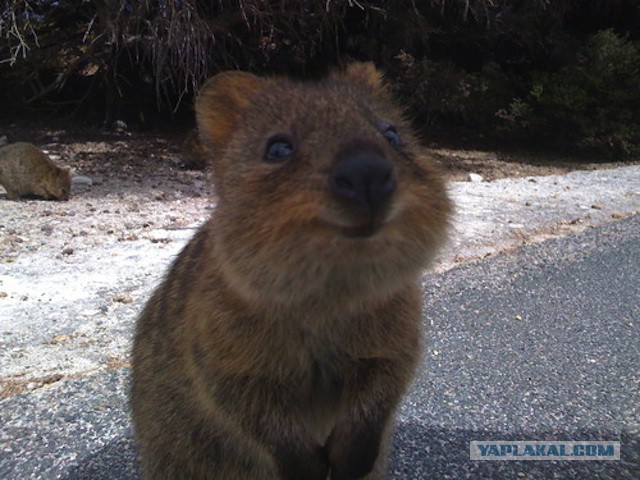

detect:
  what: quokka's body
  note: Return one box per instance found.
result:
[0,142,71,200]
[131,63,451,480]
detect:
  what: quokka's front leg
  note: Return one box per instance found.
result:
[326,357,417,480]
[217,375,331,480]
[272,439,330,480]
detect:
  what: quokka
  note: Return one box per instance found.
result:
[0,142,71,200]
[131,63,451,480]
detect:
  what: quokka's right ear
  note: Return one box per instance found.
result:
[196,71,268,152]
[342,62,385,92]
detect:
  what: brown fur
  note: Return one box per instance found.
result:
[131,63,452,480]
[181,128,211,170]
[0,142,71,200]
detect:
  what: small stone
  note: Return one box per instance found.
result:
[591,204,602,210]
[611,213,624,219]
[0,292,7,298]
[112,293,133,303]
[517,473,527,478]
[71,175,93,186]
[46,334,70,345]
[42,374,63,385]
[111,120,128,132]
[62,247,74,255]
[468,173,484,183]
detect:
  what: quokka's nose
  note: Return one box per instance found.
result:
[330,151,396,216]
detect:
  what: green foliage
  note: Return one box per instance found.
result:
[515,30,640,157]
[400,59,517,129]
[0,0,583,120]
[1,2,638,159]
[400,27,640,158]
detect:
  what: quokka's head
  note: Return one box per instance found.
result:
[44,167,71,201]
[196,63,452,308]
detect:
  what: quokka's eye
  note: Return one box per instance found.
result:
[264,135,295,163]
[382,125,402,147]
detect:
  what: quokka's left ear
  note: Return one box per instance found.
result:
[196,71,270,154]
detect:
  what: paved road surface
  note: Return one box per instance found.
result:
[1,215,638,479]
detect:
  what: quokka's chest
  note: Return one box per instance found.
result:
[296,359,348,443]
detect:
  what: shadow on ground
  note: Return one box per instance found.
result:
[62,424,638,480]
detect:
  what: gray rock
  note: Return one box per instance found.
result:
[112,120,128,133]
[72,175,93,187]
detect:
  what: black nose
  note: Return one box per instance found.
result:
[330,151,396,215]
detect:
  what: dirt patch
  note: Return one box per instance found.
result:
[2,120,638,191]
[0,373,64,399]
[431,147,640,182]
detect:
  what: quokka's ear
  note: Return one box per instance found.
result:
[196,71,268,152]
[334,62,386,94]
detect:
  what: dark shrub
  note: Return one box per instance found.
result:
[502,30,640,157]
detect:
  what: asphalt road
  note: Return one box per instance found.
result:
[1,215,638,480]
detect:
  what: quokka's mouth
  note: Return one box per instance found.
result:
[321,211,394,239]
[337,220,383,239]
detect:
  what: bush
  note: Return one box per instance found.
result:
[1,1,638,160]
[0,0,584,122]
[399,58,518,131]
[509,30,640,157]
[0,0,355,122]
